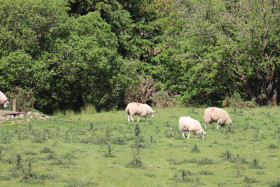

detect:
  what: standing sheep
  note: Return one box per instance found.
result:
[203,107,232,129]
[126,102,155,122]
[0,91,9,108]
[179,116,206,138]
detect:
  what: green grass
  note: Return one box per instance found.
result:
[0,107,279,186]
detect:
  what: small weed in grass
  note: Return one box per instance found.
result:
[270,179,280,187]
[40,147,54,153]
[165,121,170,127]
[16,154,23,170]
[88,122,94,131]
[220,150,232,160]
[104,145,115,158]
[24,151,37,155]
[249,158,263,169]
[268,143,278,149]
[33,133,47,143]
[198,170,214,175]
[256,171,265,175]
[43,153,57,160]
[197,158,216,165]
[127,124,144,168]
[21,162,39,183]
[144,173,156,177]
[243,176,257,183]
[62,152,76,161]
[111,136,126,145]
[0,173,20,181]
[172,169,194,183]
[190,144,200,153]
[65,178,98,187]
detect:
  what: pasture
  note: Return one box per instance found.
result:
[0,107,279,186]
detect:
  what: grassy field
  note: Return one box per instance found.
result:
[0,107,279,186]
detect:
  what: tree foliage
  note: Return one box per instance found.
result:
[0,0,279,113]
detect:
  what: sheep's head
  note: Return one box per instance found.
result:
[226,117,232,125]
[3,100,9,108]
[196,129,206,138]
[202,131,206,139]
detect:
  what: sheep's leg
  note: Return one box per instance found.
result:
[187,131,190,138]
[137,116,141,122]
[182,132,185,138]
[128,116,130,122]
[217,124,219,129]
[205,123,207,128]
[130,115,134,122]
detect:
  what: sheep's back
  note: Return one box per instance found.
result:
[206,107,231,124]
[126,102,151,115]
[179,117,201,131]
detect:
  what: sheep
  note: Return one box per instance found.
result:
[126,102,155,122]
[203,107,232,129]
[0,91,9,108]
[179,116,206,138]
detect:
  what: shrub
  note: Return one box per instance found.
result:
[125,77,156,104]
[220,150,232,160]
[151,90,177,108]
[5,87,36,112]
[190,144,200,153]
[222,93,258,108]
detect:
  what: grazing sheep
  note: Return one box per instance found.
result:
[126,102,155,122]
[204,107,232,129]
[179,116,206,138]
[0,91,9,108]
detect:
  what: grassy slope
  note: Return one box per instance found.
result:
[0,107,279,186]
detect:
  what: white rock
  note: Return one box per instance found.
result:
[19,114,25,118]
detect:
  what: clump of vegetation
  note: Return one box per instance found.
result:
[5,87,36,112]
[65,178,98,187]
[243,176,258,183]
[222,93,257,108]
[16,154,23,170]
[249,159,263,169]
[198,170,214,175]
[220,150,232,160]
[128,124,144,168]
[125,77,156,104]
[151,90,177,108]
[104,145,115,158]
[268,143,278,149]
[270,179,280,187]
[190,144,200,153]
[172,169,194,183]
[40,147,54,154]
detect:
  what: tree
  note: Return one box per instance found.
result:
[155,0,280,106]
[219,0,280,105]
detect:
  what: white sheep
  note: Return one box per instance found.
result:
[126,102,155,122]
[203,107,232,129]
[0,91,9,108]
[179,116,206,138]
